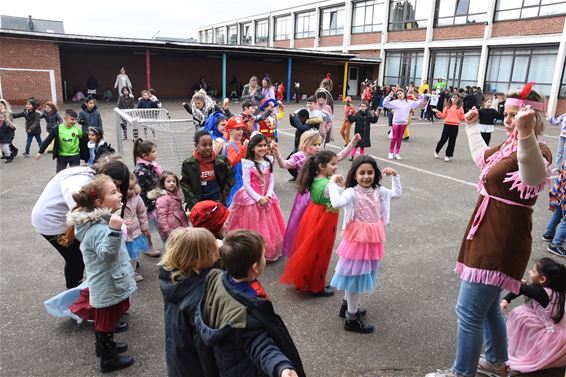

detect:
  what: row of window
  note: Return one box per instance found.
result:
[383,46,566,98]
[201,0,566,43]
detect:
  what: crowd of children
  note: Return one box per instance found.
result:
[17,76,566,377]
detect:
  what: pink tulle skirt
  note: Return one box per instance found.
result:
[507,304,566,372]
[281,191,310,257]
[226,190,286,261]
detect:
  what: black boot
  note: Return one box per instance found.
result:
[95,338,128,357]
[344,313,374,334]
[95,332,134,373]
[339,299,367,318]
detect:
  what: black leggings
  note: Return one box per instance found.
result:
[42,234,84,289]
[435,124,459,158]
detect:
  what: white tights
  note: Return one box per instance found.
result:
[345,291,361,315]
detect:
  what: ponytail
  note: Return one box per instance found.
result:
[537,257,566,323]
[133,138,156,165]
[296,150,336,193]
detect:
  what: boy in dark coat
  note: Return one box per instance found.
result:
[78,96,103,131]
[13,98,42,157]
[195,230,305,377]
[348,101,378,160]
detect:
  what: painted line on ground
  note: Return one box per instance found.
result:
[276,130,477,187]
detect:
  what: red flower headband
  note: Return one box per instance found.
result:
[505,82,544,111]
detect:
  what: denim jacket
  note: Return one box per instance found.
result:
[67,208,136,308]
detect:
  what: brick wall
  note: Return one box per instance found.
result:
[387,29,426,42]
[0,37,63,105]
[556,98,566,117]
[351,32,381,45]
[295,38,315,49]
[492,15,565,37]
[354,50,380,58]
[433,23,485,40]
[319,35,343,47]
[273,40,290,48]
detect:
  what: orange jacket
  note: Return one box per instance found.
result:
[437,105,464,126]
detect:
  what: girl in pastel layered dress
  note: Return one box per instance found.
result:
[225,134,286,261]
[328,156,401,334]
[500,257,566,374]
[272,130,361,256]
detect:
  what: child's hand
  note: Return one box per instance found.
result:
[182,102,187,106]
[243,139,250,147]
[464,107,479,125]
[352,133,362,143]
[500,300,509,315]
[515,105,537,138]
[109,214,124,230]
[270,140,279,151]
[35,153,42,160]
[280,369,298,377]
[382,167,397,176]
[258,196,269,206]
[330,174,345,187]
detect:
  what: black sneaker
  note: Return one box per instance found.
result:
[339,300,367,318]
[344,316,374,334]
[547,243,566,258]
[542,232,555,242]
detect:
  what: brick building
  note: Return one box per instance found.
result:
[198,0,566,116]
[0,29,377,105]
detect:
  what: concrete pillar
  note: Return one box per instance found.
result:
[251,21,256,45]
[222,53,227,99]
[379,0,391,86]
[290,12,296,49]
[269,15,274,47]
[420,0,436,84]
[477,0,497,88]
[548,18,566,116]
[343,0,353,53]
[314,7,321,48]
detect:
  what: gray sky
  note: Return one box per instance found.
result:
[3,0,308,39]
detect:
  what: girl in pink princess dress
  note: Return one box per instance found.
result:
[225,133,286,261]
[328,155,401,334]
[500,257,566,374]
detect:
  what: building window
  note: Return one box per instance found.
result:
[485,47,558,96]
[429,49,481,90]
[388,0,432,31]
[560,65,566,98]
[215,27,226,44]
[435,0,488,26]
[295,11,316,38]
[241,23,252,44]
[205,29,213,43]
[228,25,238,45]
[352,0,384,33]
[495,0,566,21]
[321,6,345,36]
[384,50,424,86]
[274,15,291,40]
[255,19,269,43]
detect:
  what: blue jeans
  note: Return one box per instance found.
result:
[556,136,566,170]
[452,280,508,377]
[545,204,566,244]
[25,133,42,154]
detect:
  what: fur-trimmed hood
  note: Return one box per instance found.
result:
[147,188,167,201]
[66,208,114,241]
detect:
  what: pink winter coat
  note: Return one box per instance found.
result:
[124,194,150,242]
[154,189,188,240]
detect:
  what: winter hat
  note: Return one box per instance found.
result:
[189,200,229,236]
[259,98,278,111]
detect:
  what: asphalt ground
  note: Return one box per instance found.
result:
[1,100,564,377]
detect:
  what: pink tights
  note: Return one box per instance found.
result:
[389,124,407,154]
[351,147,365,157]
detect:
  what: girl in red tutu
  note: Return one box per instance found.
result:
[225,134,286,261]
[280,150,339,296]
[500,257,566,374]
[328,156,401,333]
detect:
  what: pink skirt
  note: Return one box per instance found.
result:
[227,190,286,261]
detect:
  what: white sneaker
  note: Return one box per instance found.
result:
[444,156,451,162]
[388,153,394,159]
[434,151,439,159]
[395,154,402,160]
[424,370,457,377]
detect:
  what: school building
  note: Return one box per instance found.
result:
[198,0,566,116]
[0,16,377,106]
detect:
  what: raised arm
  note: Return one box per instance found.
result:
[516,108,548,186]
[328,181,352,209]
[464,108,489,169]
[336,134,361,161]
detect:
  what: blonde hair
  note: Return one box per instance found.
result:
[299,130,322,152]
[159,227,218,282]
[506,87,546,136]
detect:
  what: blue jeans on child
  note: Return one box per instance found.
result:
[556,136,566,170]
[452,280,508,377]
[25,133,42,154]
[545,203,566,244]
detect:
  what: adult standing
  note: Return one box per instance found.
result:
[426,83,551,377]
[114,67,132,96]
[241,76,264,103]
[31,158,130,289]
